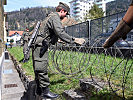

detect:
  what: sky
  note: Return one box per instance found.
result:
[4,0,115,12]
[4,0,71,12]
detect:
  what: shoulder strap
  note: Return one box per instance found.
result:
[39,12,57,34]
[35,12,57,44]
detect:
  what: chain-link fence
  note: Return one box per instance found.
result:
[48,40,133,99]
[48,11,133,99]
[66,21,89,38]
[65,11,133,48]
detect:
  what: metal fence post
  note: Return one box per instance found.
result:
[88,19,91,46]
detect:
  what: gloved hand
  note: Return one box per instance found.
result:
[58,39,65,43]
[122,35,127,40]
[103,19,132,48]
[74,38,85,45]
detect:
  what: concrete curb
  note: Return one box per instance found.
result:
[0,52,5,100]
[9,53,32,90]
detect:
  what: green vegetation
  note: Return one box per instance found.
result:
[106,0,130,15]
[7,7,55,30]
[8,46,133,99]
[7,46,34,77]
[84,4,104,21]
[8,47,79,99]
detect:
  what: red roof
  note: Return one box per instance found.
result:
[9,31,24,36]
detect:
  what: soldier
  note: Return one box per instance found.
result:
[22,28,30,63]
[103,0,133,48]
[32,2,85,99]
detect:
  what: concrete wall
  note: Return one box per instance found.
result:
[0,0,4,56]
[0,0,6,56]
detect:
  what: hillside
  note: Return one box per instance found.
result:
[7,6,55,30]
[106,0,131,15]
[7,0,131,31]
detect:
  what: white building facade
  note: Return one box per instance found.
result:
[94,0,115,16]
[7,34,22,45]
[69,0,115,21]
[69,0,94,21]
[94,0,106,16]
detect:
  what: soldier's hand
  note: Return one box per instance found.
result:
[122,35,127,40]
[74,38,85,45]
[58,39,64,43]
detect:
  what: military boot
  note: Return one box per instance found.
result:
[23,59,29,63]
[103,19,132,48]
[36,86,42,96]
[41,87,58,99]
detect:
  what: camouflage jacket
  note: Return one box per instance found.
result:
[22,32,30,42]
[35,12,75,46]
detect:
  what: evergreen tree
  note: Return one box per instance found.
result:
[84,4,104,21]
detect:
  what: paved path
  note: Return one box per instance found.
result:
[1,52,25,100]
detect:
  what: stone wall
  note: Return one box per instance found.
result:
[0,0,5,56]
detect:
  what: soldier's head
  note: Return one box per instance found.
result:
[25,28,29,32]
[56,2,70,19]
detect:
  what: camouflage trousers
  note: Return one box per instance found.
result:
[23,42,30,60]
[32,45,50,88]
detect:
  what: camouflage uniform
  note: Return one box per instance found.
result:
[32,12,75,89]
[131,0,133,5]
[22,31,31,61]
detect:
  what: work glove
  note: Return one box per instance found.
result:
[74,38,85,45]
[103,19,132,48]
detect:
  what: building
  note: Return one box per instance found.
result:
[94,0,106,16]
[0,1,7,99]
[94,0,115,16]
[69,0,115,21]
[4,12,8,43]
[7,31,24,44]
[0,0,7,56]
[69,0,94,21]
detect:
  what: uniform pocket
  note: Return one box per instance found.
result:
[39,40,48,58]
[34,60,48,72]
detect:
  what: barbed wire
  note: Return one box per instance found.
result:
[48,38,133,99]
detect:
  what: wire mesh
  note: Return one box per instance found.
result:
[48,38,133,99]
[47,10,133,99]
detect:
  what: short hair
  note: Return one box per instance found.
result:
[56,2,70,15]
[56,6,67,12]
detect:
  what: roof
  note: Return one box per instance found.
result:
[9,31,24,36]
